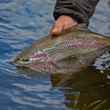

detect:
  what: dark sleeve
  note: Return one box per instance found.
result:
[53,0,99,25]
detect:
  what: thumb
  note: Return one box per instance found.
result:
[49,23,63,36]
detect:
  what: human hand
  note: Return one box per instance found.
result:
[50,15,78,36]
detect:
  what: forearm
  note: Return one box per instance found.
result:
[54,0,99,25]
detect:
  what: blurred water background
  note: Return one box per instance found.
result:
[0,0,110,110]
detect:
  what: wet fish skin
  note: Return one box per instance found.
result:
[12,25,110,74]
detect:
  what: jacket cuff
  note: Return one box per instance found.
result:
[53,8,89,25]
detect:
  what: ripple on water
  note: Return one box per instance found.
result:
[0,0,110,110]
[0,0,13,3]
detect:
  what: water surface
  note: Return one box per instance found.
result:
[0,0,110,110]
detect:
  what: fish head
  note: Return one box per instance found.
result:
[12,49,59,73]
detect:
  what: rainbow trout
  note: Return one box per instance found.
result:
[12,26,110,74]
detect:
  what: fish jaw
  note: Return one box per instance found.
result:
[25,61,58,73]
[13,57,59,73]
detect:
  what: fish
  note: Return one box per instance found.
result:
[12,25,110,74]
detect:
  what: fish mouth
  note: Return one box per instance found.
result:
[11,55,59,73]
